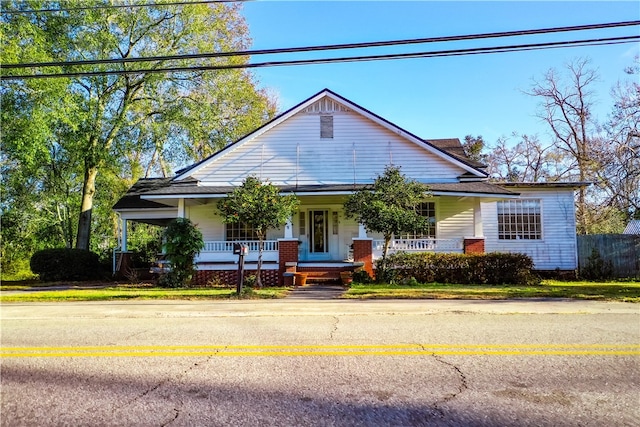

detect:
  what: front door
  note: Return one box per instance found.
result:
[299,209,338,261]
[309,210,329,256]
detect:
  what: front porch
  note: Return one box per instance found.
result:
[186,237,481,286]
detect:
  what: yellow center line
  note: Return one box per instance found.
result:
[1,344,639,358]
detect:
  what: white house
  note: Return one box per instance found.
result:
[114,89,585,285]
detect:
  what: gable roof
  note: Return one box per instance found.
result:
[174,89,488,181]
[428,138,486,169]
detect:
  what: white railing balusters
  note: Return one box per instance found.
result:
[372,238,463,259]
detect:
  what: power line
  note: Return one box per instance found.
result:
[2,35,637,81]
[0,0,249,14]
[3,20,639,70]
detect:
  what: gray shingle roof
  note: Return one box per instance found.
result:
[427,138,486,168]
[114,180,518,210]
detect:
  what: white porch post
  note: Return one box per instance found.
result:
[178,198,185,218]
[473,200,483,237]
[358,223,368,238]
[121,218,128,252]
[284,216,293,239]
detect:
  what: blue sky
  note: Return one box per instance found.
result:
[242,1,639,146]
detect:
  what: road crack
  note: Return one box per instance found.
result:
[160,408,180,426]
[114,346,224,420]
[329,315,339,340]
[422,345,468,416]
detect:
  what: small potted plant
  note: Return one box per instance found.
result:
[340,271,353,285]
[293,272,308,286]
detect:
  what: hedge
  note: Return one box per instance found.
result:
[377,252,539,285]
[30,248,105,282]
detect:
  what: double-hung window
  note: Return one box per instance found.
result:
[226,222,258,241]
[399,202,436,239]
[497,199,542,240]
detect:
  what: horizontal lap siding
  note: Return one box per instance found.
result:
[482,189,577,270]
[187,205,223,241]
[193,111,464,185]
[188,204,283,241]
[437,197,475,239]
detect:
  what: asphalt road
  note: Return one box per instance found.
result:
[1,299,639,426]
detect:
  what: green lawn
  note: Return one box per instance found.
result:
[343,280,640,302]
[0,285,289,302]
[1,280,638,303]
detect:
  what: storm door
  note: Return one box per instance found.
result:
[309,210,329,254]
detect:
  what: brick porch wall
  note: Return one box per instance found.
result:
[278,239,299,285]
[353,238,373,276]
[463,238,485,254]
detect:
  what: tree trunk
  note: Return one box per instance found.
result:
[76,166,99,250]
[256,237,264,288]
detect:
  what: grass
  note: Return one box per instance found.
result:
[1,279,638,303]
[343,279,640,302]
[0,283,290,302]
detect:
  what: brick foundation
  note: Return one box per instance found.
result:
[463,238,485,254]
[192,269,279,287]
[353,239,373,276]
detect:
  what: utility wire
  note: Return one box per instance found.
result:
[2,35,637,81]
[1,0,249,14]
[3,20,639,70]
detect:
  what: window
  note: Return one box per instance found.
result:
[497,199,541,240]
[320,115,333,138]
[226,222,258,241]
[400,202,436,239]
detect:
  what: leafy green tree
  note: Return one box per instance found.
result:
[217,177,299,288]
[1,1,275,253]
[344,166,432,277]
[161,218,204,288]
[462,135,488,164]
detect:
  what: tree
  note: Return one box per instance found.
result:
[526,58,601,233]
[344,166,432,276]
[487,133,565,182]
[217,177,299,288]
[1,1,276,252]
[599,56,640,221]
[462,135,488,164]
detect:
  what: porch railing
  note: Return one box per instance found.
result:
[198,240,279,263]
[372,238,463,259]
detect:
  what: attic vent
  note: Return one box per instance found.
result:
[320,115,333,139]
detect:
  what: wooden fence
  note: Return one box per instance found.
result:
[577,234,640,278]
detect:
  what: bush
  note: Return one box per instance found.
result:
[352,269,373,284]
[377,252,539,286]
[160,218,204,288]
[30,248,105,282]
[580,248,614,280]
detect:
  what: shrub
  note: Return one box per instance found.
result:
[30,248,105,282]
[378,252,539,286]
[160,218,204,288]
[352,269,373,284]
[580,248,614,280]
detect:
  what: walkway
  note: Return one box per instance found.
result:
[286,283,347,300]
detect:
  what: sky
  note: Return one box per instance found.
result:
[241,1,639,146]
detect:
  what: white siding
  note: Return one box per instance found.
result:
[187,204,283,241]
[363,197,476,241]
[437,197,475,239]
[187,204,224,241]
[192,110,465,185]
[482,188,578,270]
